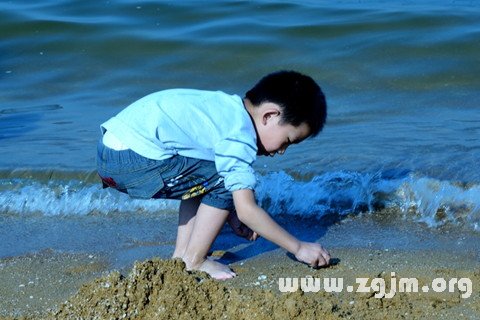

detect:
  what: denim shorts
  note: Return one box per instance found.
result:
[96,140,234,211]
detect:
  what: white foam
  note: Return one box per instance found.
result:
[0,180,179,216]
[396,176,480,230]
[255,170,398,216]
[1,171,479,231]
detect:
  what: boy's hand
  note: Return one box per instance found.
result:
[227,212,258,241]
[294,242,331,268]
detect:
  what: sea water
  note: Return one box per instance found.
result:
[1,0,479,259]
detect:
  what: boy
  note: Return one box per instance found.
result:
[97,70,330,280]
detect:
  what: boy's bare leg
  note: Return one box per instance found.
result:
[172,197,201,259]
[181,203,235,280]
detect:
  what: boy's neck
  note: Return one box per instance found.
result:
[243,98,254,116]
[243,97,260,133]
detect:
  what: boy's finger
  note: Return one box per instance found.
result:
[312,258,322,268]
[316,256,328,267]
[323,250,331,264]
[323,253,331,265]
[318,257,327,267]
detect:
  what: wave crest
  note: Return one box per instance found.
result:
[1,170,478,231]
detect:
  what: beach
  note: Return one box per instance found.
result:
[1,0,479,319]
[1,209,478,319]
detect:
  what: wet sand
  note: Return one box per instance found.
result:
[0,250,109,319]
[1,211,479,319]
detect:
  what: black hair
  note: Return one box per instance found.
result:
[245,70,327,137]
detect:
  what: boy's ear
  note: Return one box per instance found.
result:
[262,108,281,125]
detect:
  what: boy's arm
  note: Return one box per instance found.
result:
[232,189,330,268]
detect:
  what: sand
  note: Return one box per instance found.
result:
[0,250,109,319]
[1,209,479,319]
[1,245,478,320]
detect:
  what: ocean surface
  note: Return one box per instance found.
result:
[1,0,479,260]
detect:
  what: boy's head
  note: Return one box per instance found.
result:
[245,70,327,137]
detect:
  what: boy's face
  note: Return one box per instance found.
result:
[256,105,311,157]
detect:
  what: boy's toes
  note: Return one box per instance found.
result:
[213,270,236,280]
[198,259,236,280]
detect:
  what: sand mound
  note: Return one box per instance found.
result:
[51,258,336,320]
[49,257,479,319]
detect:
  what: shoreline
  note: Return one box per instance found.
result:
[1,247,478,319]
[1,210,479,319]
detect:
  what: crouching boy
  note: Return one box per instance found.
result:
[97,70,330,279]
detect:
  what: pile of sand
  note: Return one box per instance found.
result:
[49,257,479,319]
[51,259,337,319]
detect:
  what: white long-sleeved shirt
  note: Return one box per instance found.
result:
[100,89,258,191]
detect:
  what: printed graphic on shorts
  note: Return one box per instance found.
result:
[181,177,224,200]
[165,174,206,199]
[182,182,209,200]
[167,174,184,188]
[100,176,117,188]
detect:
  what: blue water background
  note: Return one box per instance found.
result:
[0,0,479,232]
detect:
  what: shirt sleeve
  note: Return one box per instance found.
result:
[214,137,257,191]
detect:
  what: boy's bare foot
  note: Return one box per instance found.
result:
[197,258,236,280]
[183,257,236,280]
[171,252,183,259]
